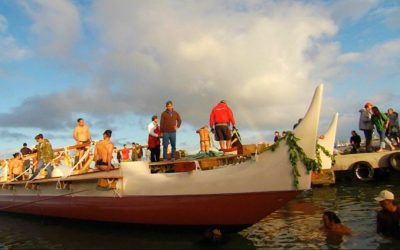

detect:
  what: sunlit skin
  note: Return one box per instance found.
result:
[8,154,24,179]
[94,132,114,171]
[321,215,352,235]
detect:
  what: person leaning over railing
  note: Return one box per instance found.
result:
[29,134,54,180]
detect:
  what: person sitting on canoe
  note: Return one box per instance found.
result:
[29,134,54,180]
[8,153,24,181]
[94,130,114,171]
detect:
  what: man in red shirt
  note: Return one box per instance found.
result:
[209,100,236,150]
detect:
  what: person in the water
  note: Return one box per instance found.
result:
[375,190,400,238]
[321,211,352,235]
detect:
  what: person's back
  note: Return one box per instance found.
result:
[377,208,400,237]
[37,139,54,163]
[20,145,32,156]
[95,130,114,171]
[209,102,235,126]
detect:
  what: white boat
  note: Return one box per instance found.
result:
[0,84,324,226]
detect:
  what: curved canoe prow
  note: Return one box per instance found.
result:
[318,112,338,169]
[294,84,323,158]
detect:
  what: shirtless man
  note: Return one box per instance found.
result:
[8,153,24,181]
[73,118,91,143]
[94,130,114,171]
[73,118,91,169]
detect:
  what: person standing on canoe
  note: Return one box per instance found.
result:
[73,118,92,168]
[20,142,32,171]
[73,118,92,144]
[94,130,114,171]
[209,100,236,150]
[148,115,161,162]
[30,134,54,180]
[160,101,182,161]
[359,102,374,152]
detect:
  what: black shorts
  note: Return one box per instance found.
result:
[214,125,231,141]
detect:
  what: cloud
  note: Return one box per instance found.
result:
[0,1,344,134]
[372,5,400,30]
[85,0,339,129]
[18,0,82,57]
[0,36,29,61]
[0,15,7,32]
[0,15,29,61]
[0,130,28,141]
[6,0,398,145]
[344,39,400,78]
[329,0,379,23]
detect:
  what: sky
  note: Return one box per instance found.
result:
[0,0,399,157]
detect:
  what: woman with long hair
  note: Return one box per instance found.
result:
[371,106,395,152]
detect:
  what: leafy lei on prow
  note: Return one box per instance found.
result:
[266,131,334,189]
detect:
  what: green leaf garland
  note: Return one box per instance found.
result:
[266,131,327,189]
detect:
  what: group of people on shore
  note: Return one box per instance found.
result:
[356,102,400,153]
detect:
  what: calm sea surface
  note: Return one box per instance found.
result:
[0,177,399,249]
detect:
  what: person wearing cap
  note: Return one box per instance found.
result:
[29,134,54,180]
[359,102,374,152]
[375,190,400,237]
[209,100,236,150]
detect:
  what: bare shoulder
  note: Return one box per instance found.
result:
[106,141,114,150]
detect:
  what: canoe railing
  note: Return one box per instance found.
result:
[0,142,97,183]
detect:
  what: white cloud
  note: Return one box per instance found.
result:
[0,36,29,61]
[372,5,400,30]
[85,0,339,130]
[5,0,397,145]
[0,15,7,33]
[329,0,379,23]
[345,39,400,77]
[18,0,82,57]
[0,15,29,61]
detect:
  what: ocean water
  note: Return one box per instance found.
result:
[0,177,399,249]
